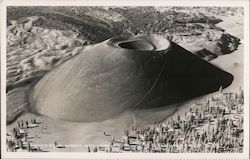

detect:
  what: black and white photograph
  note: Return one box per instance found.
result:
[1,0,249,158]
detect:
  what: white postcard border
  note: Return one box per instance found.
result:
[1,0,249,158]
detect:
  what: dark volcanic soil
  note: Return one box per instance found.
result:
[30,35,233,123]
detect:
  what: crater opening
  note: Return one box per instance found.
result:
[118,39,155,51]
[114,34,171,51]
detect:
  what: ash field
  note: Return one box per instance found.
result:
[5,7,244,152]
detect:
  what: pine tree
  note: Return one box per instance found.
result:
[177,114,180,121]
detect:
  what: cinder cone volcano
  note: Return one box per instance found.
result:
[31,34,233,122]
